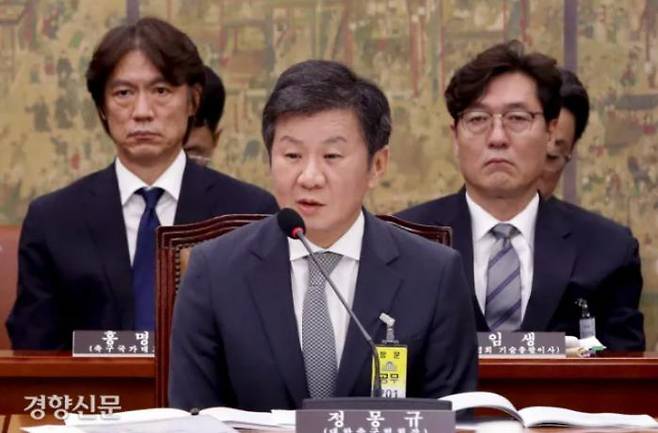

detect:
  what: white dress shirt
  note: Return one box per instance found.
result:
[466,191,539,320]
[115,150,186,264]
[288,211,364,368]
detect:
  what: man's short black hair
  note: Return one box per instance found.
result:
[445,40,562,124]
[193,66,225,133]
[262,59,391,160]
[559,68,590,143]
[85,17,205,135]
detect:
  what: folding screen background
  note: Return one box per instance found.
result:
[0,0,656,348]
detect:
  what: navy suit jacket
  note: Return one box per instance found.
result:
[397,191,645,351]
[6,160,278,350]
[169,211,478,411]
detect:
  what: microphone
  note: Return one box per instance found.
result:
[277,208,382,398]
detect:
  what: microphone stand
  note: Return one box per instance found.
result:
[295,231,382,398]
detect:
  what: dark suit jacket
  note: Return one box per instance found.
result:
[6,160,278,350]
[169,211,477,411]
[397,191,645,351]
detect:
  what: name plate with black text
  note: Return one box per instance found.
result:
[72,330,155,357]
[478,331,565,358]
[296,409,455,433]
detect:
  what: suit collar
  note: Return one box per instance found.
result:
[114,151,186,204]
[444,191,578,332]
[174,158,214,224]
[415,190,472,263]
[84,164,134,328]
[465,191,540,249]
[522,197,576,330]
[246,212,404,400]
[287,211,365,261]
[246,217,308,407]
[437,190,482,328]
[335,211,402,396]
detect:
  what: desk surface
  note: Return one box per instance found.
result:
[0,351,155,414]
[480,351,658,377]
[0,350,153,377]
[4,350,656,376]
[1,351,657,416]
[5,415,658,433]
[478,352,658,416]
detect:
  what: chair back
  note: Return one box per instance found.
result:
[0,225,21,349]
[155,213,451,406]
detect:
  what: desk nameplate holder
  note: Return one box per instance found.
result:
[297,409,454,433]
[478,331,566,358]
[73,330,155,357]
[298,398,454,433]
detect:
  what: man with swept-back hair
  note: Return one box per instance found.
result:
[398,41,644,351]
[7,17,277,350]
[539,68,590,198]
[184,66,226,166]
[169,59,477,411]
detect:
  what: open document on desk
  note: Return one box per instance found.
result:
[22,407,296,433]
[441,392,658,429]
[23,415,234,433]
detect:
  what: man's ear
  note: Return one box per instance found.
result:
[546,117,558,143]
[451,123,459,159]
[189,84,202,116]
[212,127,223,149]
[367,146,389,189]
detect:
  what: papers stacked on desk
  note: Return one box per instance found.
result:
[441,391,658,429]
[565,335,606,357]
[25,416,235,433]
[22,407,295,433]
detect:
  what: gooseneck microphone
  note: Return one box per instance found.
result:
[277,208,382,398]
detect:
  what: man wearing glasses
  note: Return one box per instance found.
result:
[398,41,644,351]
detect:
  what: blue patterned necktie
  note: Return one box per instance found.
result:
[303,251,343,399]
[132,187,164,330]
[485,223,522,331]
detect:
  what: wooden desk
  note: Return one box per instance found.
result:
[0,351,154,415]
[5,415,658,433]
[2,351,657,418]
[479,352,658,416]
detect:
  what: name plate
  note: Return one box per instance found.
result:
[73,330,155,357]
[478,331,565,358]
[296,409,455,433]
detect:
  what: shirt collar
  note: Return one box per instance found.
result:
[465,191,539,247]
[115,150,187,205]
[288,210,364,262]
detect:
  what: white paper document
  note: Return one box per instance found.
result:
[62,406,294,431]
[25,415,234,433]
[440,391,658,428]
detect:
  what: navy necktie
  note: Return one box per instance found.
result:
[132,187,164,330]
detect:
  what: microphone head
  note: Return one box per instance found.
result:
[277,208,306,239]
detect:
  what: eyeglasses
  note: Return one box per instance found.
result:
[187,153,212,166]
[459,110,544,134]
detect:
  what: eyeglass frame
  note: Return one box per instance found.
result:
[457,110,545,135]
[186,153,212,166]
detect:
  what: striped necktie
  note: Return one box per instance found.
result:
[485,223,522,331]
